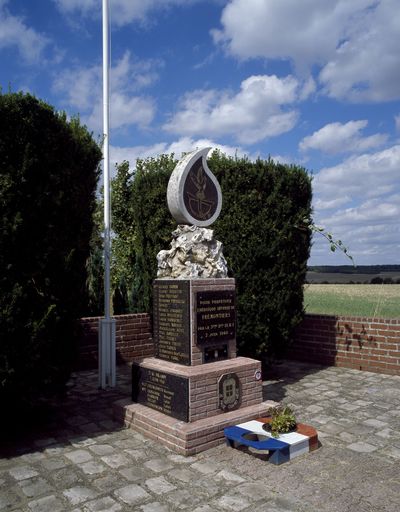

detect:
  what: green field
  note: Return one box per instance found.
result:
[304,284,400,318]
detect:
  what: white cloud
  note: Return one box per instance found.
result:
[0,0,49,62]
[213,0,400,102]
[395,114,400,132]
[110,136,249,171]
[313,145,400,204]
[53,0,200,27]
[300,120,387,154]
[313,196,351,211]
[320,196,400,227]
[164,74,301,144]
[313,194,400,262]
[310,147,400,263]
[52,51,160,133]
[89,93,155,133]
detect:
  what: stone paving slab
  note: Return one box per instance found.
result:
[1,360,399,512]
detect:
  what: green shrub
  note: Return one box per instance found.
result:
[0,92,101,416]
[110,151,312,359]
[266,406,297,437]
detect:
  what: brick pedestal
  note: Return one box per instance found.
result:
[115,278,275,454]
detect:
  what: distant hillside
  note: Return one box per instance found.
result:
[308,265,400,274]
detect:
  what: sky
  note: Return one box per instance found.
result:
[1,0,399,266]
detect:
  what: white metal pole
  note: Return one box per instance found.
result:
[99,0,116,388]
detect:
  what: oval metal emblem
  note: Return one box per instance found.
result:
[218,373,241,412]
[167,148,222,227]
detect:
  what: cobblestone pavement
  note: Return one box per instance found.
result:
[1,360,400,512]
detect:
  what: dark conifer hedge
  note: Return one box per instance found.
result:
[112,151,312,360]
[0,92,102,415]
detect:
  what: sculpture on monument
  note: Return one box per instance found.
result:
[157,147,228,278]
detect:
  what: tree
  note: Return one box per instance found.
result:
[0,92,102,417]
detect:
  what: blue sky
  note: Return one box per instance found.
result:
[1,0,399,265]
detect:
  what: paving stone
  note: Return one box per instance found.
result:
[167,453,197,464]
[84,496,123,511]
[191,477,221,498]
[118,466,147,482]
[27,495,65,512]
[234,481,274,500]
[0,491,22,510]
[168,467,196,483]
[70,438,97,449]
[88,444,115,456]
[376,428,397,439]
[100,453,131,468]
[20,477,53,498]
[79,460,108,475]
[338,432,357,443]
[190,461,219,475]
[124,448,148,460]
[63,486,98,505]
[92,474,123,492]
[145,476,176,495]
[318,422,344,435]
[305,405,324,413]
[143,458,175,473]
[65,449,93,464]
[41,457,69,471]
[49,467,83,487]
[382,446,400,459]
[9,465,39,481]
[215,469,245,483]
[212,494,251,511]
[113,483,150,505]
[347,442,379,453]
[192,506,220,512]
[44,445,69,456]
[140,502,171,512]
[362,418,389,428]
[164,489,205,509]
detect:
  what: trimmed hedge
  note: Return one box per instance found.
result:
[111,151,312,359]
[0,92,102,415]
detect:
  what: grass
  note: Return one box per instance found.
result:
[304,284,400,318]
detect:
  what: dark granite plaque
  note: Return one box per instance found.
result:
[183,156,219,222]
[132,365,189,422]
[153,280,191,365]
[196,290,236,344]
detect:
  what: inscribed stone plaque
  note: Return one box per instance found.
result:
[153,280,191,365]
[132,365,189,422]
[196,290,236,344]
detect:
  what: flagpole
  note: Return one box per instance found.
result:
[99,0,116,388]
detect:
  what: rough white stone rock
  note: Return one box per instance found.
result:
[157,225,228,279]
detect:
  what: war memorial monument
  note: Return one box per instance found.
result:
[116,148,274,455]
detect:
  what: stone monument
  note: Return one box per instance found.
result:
[116,148,275,455]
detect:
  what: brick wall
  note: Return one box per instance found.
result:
[78,313,154,370]
[77,312,400,376]
[289,314,400,376]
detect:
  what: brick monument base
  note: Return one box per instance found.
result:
[114,357,276,455]
[114,395,276,456]
[114,278,276,455]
